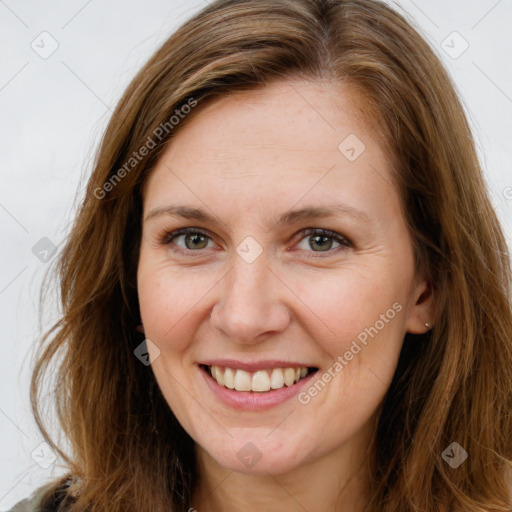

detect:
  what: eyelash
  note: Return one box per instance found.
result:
[158,227,352,258]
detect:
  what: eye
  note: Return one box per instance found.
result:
[158,227,352,257]
[160,227,215,253]
[295,228,352,255]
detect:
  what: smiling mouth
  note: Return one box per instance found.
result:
[202,364,318,393]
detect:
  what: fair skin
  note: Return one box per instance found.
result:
[137,79,435,511]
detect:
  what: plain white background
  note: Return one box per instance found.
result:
[0,0,511,508]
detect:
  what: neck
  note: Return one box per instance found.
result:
[192,421,375,512]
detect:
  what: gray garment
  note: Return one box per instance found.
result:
[8,484,53,512]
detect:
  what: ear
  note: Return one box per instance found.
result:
[405,276,436,334]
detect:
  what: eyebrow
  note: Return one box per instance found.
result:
[144,203,371,228]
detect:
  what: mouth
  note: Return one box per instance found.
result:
[201,364,318,393]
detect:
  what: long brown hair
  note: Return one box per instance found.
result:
[31,0,512,510]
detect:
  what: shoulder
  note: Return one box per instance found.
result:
[7,477,74,512]
[6,484,49,512]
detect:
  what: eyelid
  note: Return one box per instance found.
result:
[297,227,351,247]
[159,226,213,246]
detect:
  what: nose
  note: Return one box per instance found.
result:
[209,254,292,345]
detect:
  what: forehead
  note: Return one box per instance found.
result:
[143,79,401,226]
[159,79,374,162]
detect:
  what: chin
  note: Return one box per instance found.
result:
[215,451,302,476]
[198,432,309,476]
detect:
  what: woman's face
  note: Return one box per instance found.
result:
[137,79,434,475]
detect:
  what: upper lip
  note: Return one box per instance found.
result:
[200,359,316,372]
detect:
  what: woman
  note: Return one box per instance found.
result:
[11,0,512,510]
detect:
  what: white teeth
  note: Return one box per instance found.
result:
[212,365,224,386]
[252,370,271,392]
[270,368,284,389]
[283,368,295,387]
[224,367,235,389]
[209,365,310,392]
[234,369,252,391]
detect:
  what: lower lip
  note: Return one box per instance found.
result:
[200,366,317,411]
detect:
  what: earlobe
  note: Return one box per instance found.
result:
[405,279,436,334]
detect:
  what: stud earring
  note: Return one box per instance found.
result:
[425,322,431,329]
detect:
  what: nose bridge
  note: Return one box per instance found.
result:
[210,251,290,343]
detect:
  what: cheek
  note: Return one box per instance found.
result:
[137,267,204,430]
[288,265,408,360]
[138,267,178,341]
[291,270,407,427]
[137,263,218,353]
